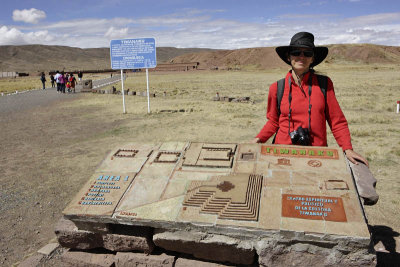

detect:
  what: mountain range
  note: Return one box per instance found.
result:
[0,44,399,73]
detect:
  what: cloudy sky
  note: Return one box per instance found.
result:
[1,0,399,49]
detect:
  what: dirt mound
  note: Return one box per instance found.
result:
[325,44,400,64]
[170,44,400,70]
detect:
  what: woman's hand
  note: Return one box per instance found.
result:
[344,149,369,167]
[250,137,261,143]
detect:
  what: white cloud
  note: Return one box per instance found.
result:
[1,11,400,48]
[104,27,129,39]
[0,26,53,45]
[12,8,46,24]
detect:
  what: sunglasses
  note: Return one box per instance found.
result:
[289,50,314,57]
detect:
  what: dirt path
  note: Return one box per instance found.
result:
[0,74,122,114]
[0,76,124,266]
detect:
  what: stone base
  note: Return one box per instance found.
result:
[153,230,255,265]
[257,239,376,267]
[55,216,377,266]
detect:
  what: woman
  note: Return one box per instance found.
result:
[252,32,368,166]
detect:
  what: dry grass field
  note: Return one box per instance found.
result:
[0,73,112,94]
[1,65,399,265]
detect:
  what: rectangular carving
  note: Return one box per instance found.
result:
[241,153,254,160]
[113,149,138,158]
[154,152,181,163]
[325,180,349,190]
[261,146,339,160]
[182,143,236,168]
[282,194,347,222]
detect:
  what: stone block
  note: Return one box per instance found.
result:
[103,233,154,253]
[74,221,110,233]
[61,250,115,267]
[153,230,254,265]
[257,239,376,267]
[348,160,379,205]
[18,253,45,267]
[115,252,175,267]
[213,97,220,101]
[37,242,60,256]
[175,258,232,267]
[55,217,103,249]
[103,224,154,253]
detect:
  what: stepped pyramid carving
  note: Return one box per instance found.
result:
[183,173,263,221]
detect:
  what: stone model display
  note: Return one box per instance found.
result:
[61,142,374,265]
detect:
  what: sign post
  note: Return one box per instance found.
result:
[110,38,157,113]
[121,69,126,113]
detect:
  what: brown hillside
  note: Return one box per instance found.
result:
[170,44,400,70]
[1,44,399,73]
[325,44,400,64]
[0,45,215,73]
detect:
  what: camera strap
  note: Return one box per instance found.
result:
[288,72,313,134]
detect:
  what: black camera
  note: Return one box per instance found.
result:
[289,126,310,146]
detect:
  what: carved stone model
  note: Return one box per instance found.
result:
[62,142,374,265]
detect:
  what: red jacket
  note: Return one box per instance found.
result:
[256,71,353,151]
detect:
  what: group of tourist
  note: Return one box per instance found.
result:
[40,71,83,93]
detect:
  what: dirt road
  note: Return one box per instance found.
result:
[0,76,123,266]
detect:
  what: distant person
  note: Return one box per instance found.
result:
[40,72,46,90]
[60,72,66,94]
[50,74,55,88]
[69,74,77,93]
[54,70,62,93]
[252,32,368,166]
[78,71,83,81]
[65,73,70,93]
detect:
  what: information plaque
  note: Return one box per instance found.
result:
[110,38,157,69]
[282,194,347,222]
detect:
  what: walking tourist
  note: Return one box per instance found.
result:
[60,72,66,93]
[69,74,77,93]
[252,32,368,166]
[40,72,46,89]
[54,70,62,93]
[50,74,55,88]
[78,71,83,81]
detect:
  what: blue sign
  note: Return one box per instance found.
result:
[110,38,157,69]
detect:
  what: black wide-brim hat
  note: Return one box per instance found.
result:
[275,32,328,67]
